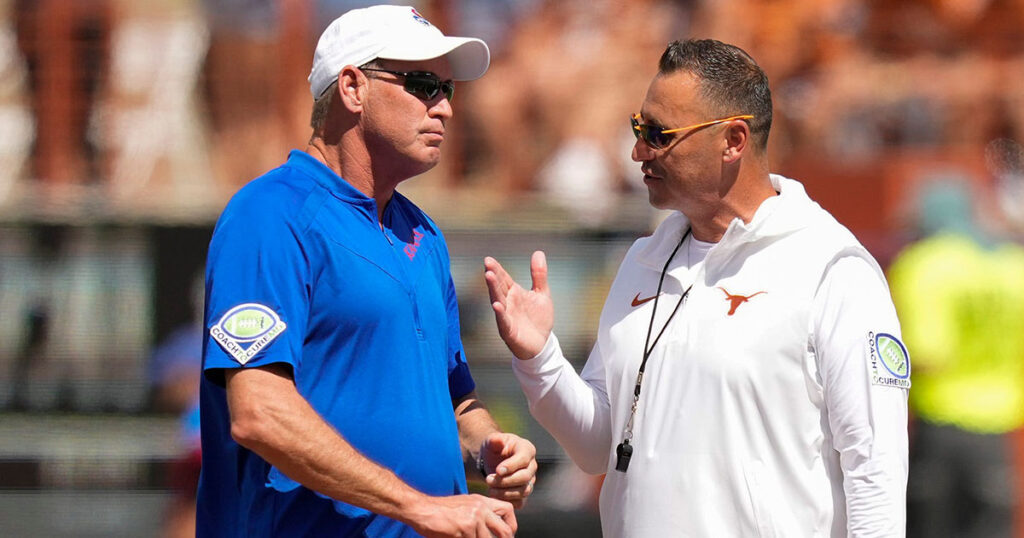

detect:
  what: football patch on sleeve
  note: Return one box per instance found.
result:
[210,303,287,365]
[868,331,911,389]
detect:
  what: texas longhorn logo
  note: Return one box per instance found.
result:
[717,287,766,316]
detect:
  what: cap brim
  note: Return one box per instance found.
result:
[377,36,490,81]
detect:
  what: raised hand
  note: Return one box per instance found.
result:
[483,251,555,360]
[479,432,538,508]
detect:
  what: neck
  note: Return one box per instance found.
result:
[306,138,396,221]
[688,165,777,243]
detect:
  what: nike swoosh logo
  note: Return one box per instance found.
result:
[631,292,659,307]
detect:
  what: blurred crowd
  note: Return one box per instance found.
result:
[0,0,1020,232]
[1,0,1023,536]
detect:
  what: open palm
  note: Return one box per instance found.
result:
[483,251,555,360]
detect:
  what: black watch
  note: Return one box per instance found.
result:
[476,451,488,479]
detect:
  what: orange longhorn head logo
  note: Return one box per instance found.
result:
[717,287,766,316]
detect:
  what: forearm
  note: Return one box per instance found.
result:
[512,333,611,474]
[454,391,501,461]
[843,458,907,537]
[226,365,428,524]
[841,385,908,536]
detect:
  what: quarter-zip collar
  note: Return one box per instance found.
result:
[636,175,819,278]
[285,150,382,223]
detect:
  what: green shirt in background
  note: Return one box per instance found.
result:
[888,232,1024,433]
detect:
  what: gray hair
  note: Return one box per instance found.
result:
[309,60,382,131]
[310,81,336,130]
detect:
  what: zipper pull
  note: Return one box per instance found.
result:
[379,221,393,245]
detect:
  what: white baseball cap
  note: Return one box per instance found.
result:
[308,5,491,99]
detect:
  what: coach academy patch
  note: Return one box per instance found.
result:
[868,331,911,389]
[211,303,287,365]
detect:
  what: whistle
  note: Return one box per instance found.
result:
[615,440,633,472]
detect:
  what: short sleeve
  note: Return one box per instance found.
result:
[202,193,312,385]
[441,244,474,399]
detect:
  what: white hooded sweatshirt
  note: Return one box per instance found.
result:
[513,175,909,537]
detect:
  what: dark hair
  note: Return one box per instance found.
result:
[658,39,772,150]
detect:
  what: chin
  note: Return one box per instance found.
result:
[421,154,442,171]
[646,188,666,210]
[419,145,442,162]
[395,148,441,177]
[410,158,441,177]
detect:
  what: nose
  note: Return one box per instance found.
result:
[632,136,653,162]
[429,95,453,121]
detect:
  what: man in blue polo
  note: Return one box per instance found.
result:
[196,6,537,537]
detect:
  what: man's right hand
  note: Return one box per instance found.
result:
[483,251,555,360]
[409,493,517,538]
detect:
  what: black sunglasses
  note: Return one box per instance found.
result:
[360,67,455,102]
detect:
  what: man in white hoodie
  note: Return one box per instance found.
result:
[484,39,909,537]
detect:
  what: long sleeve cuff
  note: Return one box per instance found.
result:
[510,332,573,405]
[511,332,562,375]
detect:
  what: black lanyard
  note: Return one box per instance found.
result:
[616,228,693,473]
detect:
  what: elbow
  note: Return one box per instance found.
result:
[229,417,257,449]
[228,401,272,450]
[224,364,299,453]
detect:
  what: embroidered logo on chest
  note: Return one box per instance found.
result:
[631,292,660,307]
[717,287,766,316]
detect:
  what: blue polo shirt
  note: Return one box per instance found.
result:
[197,150,475,537]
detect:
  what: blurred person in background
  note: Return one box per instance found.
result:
[484,38,909,537]
[464,0,687,204]
[200,0,312,188]
[13,0,112,183]
[197,6,536,537]
[149,325,202,538]
[147,273,204,538]
[888,176,1024,538]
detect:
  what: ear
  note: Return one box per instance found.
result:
[337,65,366,113]
[722,119,750,163]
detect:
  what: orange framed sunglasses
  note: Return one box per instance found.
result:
[631,113,754,149]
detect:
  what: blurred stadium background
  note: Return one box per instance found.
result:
[0,0,1022,536]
